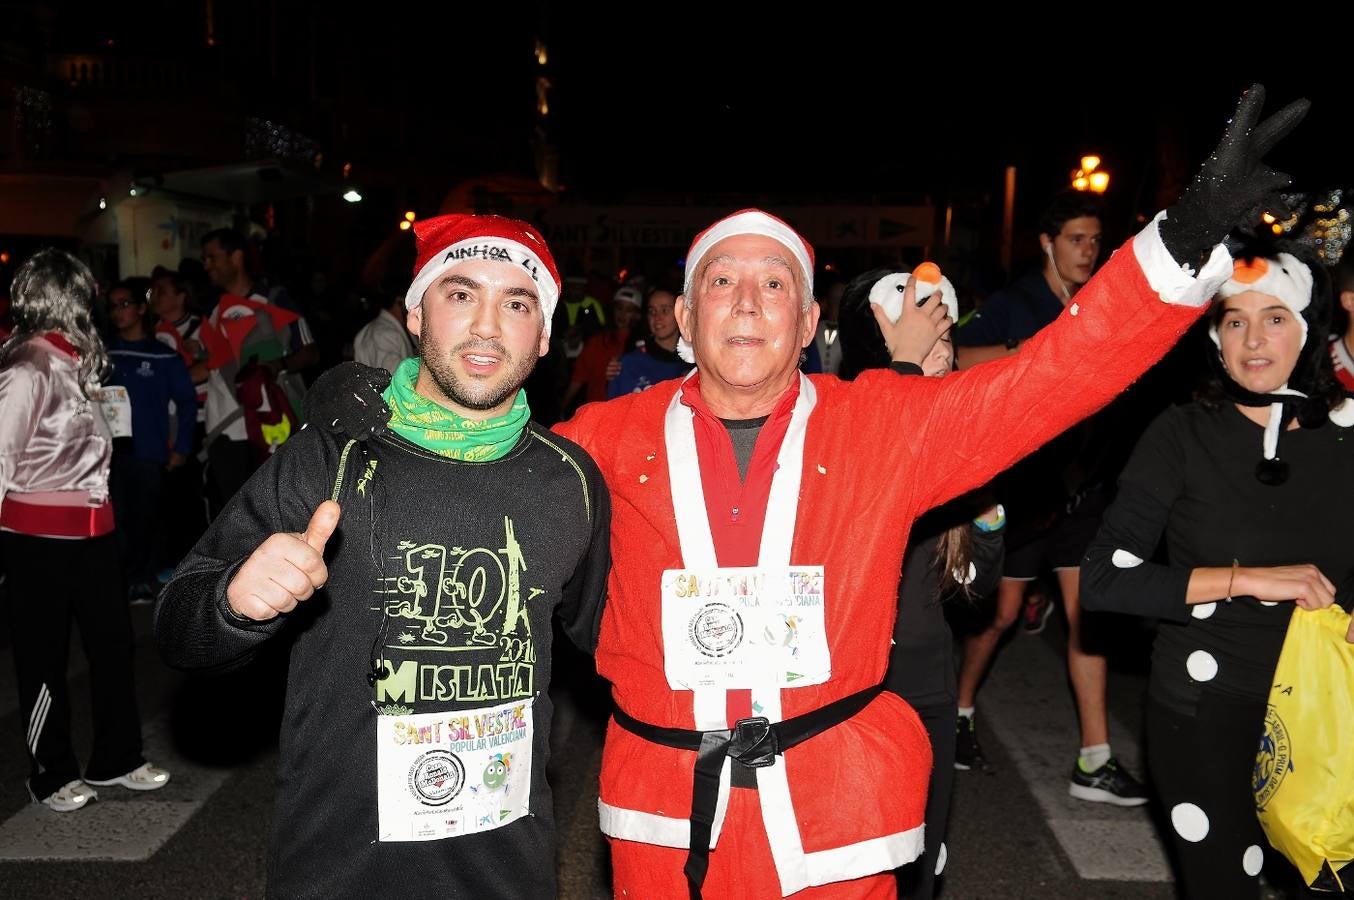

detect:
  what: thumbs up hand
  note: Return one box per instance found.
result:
[226,501,341,621]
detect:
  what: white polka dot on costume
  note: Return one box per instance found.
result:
[1070,303,1080,316]
[935,842,947,876]
[1260,601,1278,607]
[1112,549,1144,568]
[1171,803,1210,842]
[1243,844,1263,876]
[1191,602,1217,620]
[1186,650,1218,681]
[1330,399,1354,427]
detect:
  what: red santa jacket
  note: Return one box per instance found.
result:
[555,218,1232,895]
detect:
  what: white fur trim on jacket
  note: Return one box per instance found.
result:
[597,765,733,849]
[1131,211,1233,308]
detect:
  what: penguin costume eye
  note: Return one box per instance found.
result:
[895,283,905,292]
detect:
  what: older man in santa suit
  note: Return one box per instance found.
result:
[554,88,1307,899]
[557,210,1215,898]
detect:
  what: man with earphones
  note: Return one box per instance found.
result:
[948,191,1152,808]
[956,191,1104,367]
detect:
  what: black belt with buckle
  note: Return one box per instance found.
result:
[612,684,882,900]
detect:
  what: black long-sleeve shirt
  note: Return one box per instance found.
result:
[156,422,610,899]
[1082,401,1354,715]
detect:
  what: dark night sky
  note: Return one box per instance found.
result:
[94,8,1337,203]
[7,5,1347,235]
[542,34,1342,199]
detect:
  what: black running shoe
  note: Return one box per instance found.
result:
[1068,756,1149,807]
[953,715,993,773]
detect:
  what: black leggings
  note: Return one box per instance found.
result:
[897,699,956,900]
[1147,693,1283,900]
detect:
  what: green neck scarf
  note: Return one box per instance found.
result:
[382,358,530,461]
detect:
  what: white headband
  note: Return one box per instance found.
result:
[683,211,814,299]
[405,237,559,336]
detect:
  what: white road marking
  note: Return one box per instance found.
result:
[0,715,231,861]
[977,629,1172,881]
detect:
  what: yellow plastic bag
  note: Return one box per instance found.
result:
[1254,604,1354,889]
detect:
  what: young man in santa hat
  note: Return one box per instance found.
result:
[309,87,1305,899]
[154,214,611,898]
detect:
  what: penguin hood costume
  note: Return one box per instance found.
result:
[1207,236,1354,484]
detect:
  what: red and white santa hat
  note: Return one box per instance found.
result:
[406,214,561,335]
[682,209,816,299]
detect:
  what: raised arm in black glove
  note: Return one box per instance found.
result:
[1158,84,1309,270]
[307,361,392,440]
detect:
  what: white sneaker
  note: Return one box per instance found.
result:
[29,779,98,812]
[86,762,171,792]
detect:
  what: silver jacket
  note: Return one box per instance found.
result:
[0,336,112,512]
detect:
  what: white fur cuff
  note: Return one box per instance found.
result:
[1131,211,1232,308]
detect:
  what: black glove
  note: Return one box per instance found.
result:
[307,362,392,440]
[1159,84,1309,268]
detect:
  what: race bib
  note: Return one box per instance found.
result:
[375,697,534,842]
[92,386,132,438]
[661,566,829,690]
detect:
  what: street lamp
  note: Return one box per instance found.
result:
[1071,155,1109,194]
